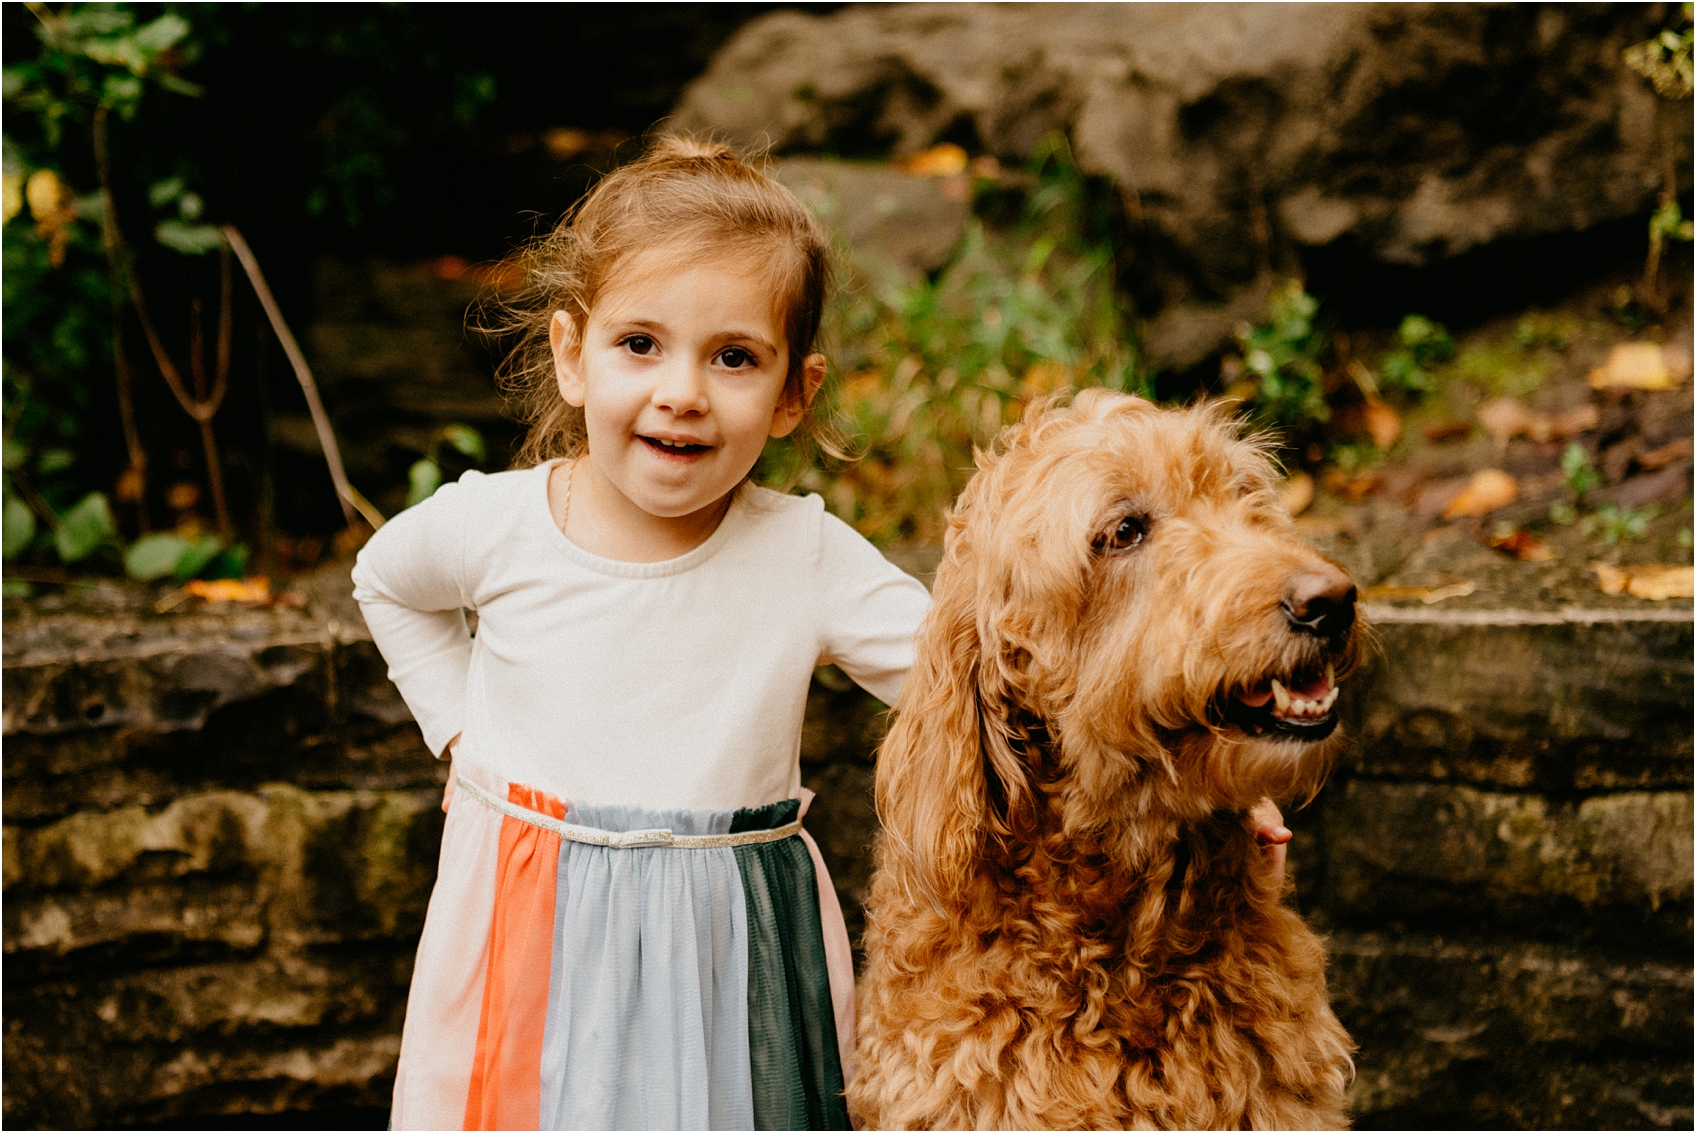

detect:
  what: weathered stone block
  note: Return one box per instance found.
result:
[1344,608,1694,792]
[1320,780,1693,943]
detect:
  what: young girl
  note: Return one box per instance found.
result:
[352,137,931,1131]
[355,136,1292,1131]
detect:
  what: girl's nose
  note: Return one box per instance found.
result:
[651,361,710,415]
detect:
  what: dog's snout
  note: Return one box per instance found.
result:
[1281,568,1357,638]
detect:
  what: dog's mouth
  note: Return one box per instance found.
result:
[1219,663,1341,740]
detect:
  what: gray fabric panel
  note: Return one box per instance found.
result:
[539,803,754,1130]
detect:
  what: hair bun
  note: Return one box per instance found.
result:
[652,134,743,164]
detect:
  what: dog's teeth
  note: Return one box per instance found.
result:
[1271,679,1290,713]
[1326,663,1336,688]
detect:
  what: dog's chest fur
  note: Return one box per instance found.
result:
[853,813,1351,1130]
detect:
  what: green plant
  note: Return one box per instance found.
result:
[123,529,246,581]
[1583,503,1661,545]
[1623,2,1693,98]
[1377,314,1453,394]
[1234,279,1328,434]
[406,423,487,508]
[806,135,1144,543]
[1549,442,1600,525]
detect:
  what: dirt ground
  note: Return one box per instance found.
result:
[1292,265,1694,612]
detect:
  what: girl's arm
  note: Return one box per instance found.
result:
[351,477,479,758]
[813,510,933,707]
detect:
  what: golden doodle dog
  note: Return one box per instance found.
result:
[851,391,1362,1130]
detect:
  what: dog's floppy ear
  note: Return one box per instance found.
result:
[876,504,1031,906]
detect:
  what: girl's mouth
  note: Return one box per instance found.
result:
[641,435,711,457]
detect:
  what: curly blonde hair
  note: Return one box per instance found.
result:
[483,135,840,469]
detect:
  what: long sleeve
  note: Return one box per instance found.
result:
[350,472,481,756]
[815,509,932,707]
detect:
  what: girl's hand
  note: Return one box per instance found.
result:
[1249,797,1292,886]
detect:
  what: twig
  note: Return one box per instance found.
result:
[222,225,384,530]
[96,130,236,536]
[187,288,233,536]
[91,105,151,532]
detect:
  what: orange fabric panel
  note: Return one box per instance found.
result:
[463,784,567,1131]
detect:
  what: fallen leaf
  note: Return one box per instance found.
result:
[1591,562,1694,600]
[185,577,271,604]
[1362,579,1477,604]
[113,468,144,502]
[1280,472,1315,517]
[1478,397,1537,446]
[903,143,969,178]
[1422,420,1472,443]
[1588,342,1676,391]
[1443,469,1519,519]
[1364,399,1402,449]
[1540,404,1599,442]
[1321,467,1380,499]
[1477,397,1598,446]
[1487,525,1557,562]
[542,127,591,161]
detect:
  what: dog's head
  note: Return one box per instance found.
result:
[879,390,1365,894]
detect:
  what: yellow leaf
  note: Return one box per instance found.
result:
[25,169,66,222]
[1362,579,1477,604]
[1,172,22,226]
[903,143,969,178]
[1280,472,1315,517]
[1442,469,1519,519]
[1588,342,1676,391]
[1591,562,1694,600]
[542,127,591,161]
[1364,398,1402,449]
[184,577,271,604]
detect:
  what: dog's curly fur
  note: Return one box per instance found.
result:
[850,392,1363,1130]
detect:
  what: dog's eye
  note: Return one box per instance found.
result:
[1108,515,1146,550]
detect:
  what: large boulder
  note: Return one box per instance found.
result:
[675,3,1691,365]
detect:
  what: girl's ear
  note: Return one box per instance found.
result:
[551,311,586,408]
[768,352,827,439]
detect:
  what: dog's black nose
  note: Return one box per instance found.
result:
[1282,569,1357,638]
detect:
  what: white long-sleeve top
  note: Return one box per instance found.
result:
[350,462,931,812]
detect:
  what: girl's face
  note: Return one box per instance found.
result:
[550,255,822,541]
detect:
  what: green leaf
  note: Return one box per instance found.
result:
[154,220,223,255]
[124,532,192,580]
[440,424,485,463]
[2,578,30,599]
[55,491,115,563]
[407,458,443,508]
[3,494,35,559]
[178,192,203,221]
[100,72,144,111]
[132,13,191,55]
[37,447,74,474]
[173,534,225,582]
[148,176,186,208]
[207,542,249,580]
[154,73,205,99]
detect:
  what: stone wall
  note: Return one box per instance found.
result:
[3,572,1690,1128]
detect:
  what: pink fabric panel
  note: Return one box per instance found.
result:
[389,768,506,1130]
[797,789,857,1089]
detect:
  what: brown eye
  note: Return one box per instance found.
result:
[1108,515,1146,550]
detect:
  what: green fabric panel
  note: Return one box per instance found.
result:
[732,800,849,1131]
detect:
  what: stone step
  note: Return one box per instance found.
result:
[3,572,1689,1128]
